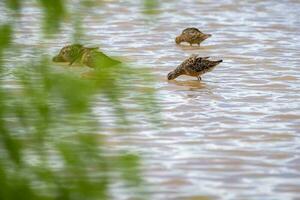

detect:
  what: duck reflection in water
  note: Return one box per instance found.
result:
[168,79,207,89]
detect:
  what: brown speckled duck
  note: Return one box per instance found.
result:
[52,44,121,68]
[167,55,222,81]
[52,44,84,63]
[175,27,212,46]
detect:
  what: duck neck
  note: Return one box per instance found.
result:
[174,67,184,77]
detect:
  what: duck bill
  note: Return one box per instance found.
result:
[52,55,65,62]
[204,34,212,40]
[212,60,223,66]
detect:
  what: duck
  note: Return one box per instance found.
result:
[52,44,84,63]
[52,44,121,68]
[167,55,222,81]
[175,27,212,46]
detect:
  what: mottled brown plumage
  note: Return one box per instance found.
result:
[52,44,84,63]
[182,27,202,34]
[167,55,222,81]
[175,27,211,46]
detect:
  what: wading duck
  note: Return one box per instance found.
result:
[167,55,222,81]
[175,27,212,46]
[52,44,121,68]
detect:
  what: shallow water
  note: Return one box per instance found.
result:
[3,0,300,199]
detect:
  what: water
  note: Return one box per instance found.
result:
[3,0,300,199]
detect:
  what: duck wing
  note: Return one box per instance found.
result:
[181,55,197,67]
[193,57,222,73]
[180,55,200,72]
[186,56,213,73]
[182,27,202,34]
[181,30,206,43]
[69,48,86,66]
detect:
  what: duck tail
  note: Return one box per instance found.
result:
[210,59,223,67]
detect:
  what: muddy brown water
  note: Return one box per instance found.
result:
[2,0,300,200]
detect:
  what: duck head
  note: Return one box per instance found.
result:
[167,70,181,80]
[52,44,84,63]
[175,35,183,44]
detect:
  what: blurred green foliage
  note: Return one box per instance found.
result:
[38,0,66,33]
[143,0,159,15]
[0,25,12,51]
[0,1,160,200]
[5,0,21,11]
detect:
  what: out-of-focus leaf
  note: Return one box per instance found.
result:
[114,153,143,186]
[5,0,21,11]
[0,24,12,51]
[80,0,98,7]
[38,0,65,34]
[143,0,159,15]
[0,1,162,200]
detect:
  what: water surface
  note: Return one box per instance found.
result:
[4,0,300,199]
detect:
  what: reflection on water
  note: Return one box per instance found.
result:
[3,0,300,199]
[168,80,207,89]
